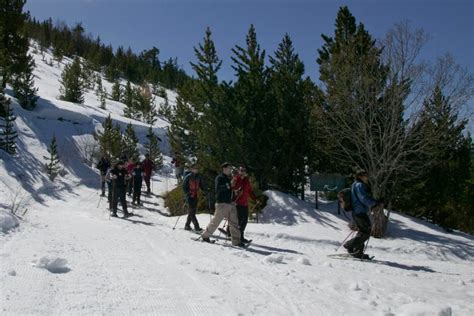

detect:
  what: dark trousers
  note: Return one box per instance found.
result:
[101,175,106,195]
[226,205,249,239]
[185,197,200,229]
[132,181,142,204]
[127,179,133,196]
[345,213,371,254]
[237,205,249,240]
[107,181,113,209]
[112,186,128,214]
[144,176,151,193]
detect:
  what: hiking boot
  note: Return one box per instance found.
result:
[349,250,365,259]
[343,242,354,253]
[202,236,212,243]
[111,212,118,217]
[194,227,203,232]
[235,242,247,248]
[123,212,134,218]
[242,238,251,244]
[184,226,192,231]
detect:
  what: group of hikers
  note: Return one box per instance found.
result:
[96,153,155,217]
[97,154,380,257]
[182,162,257,248]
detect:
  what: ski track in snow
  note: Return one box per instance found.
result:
[2,175,473,315]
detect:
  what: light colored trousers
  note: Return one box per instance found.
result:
[202,203,241,245]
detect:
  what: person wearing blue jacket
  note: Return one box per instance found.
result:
[344,169,378,258]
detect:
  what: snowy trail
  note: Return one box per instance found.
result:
[2,173,474,315]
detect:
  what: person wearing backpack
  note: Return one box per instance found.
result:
[343,169,379,259]
[182,163,206,231]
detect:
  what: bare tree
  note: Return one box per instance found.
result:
[76,134,100,167]
[381,21,474,117]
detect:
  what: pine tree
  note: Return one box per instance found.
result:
[43,135,60,180]
[136,83,157,124]
[398,87,472,229]
[99,87,107,109]
[268,34,310,198]
[111,80,122,101]
[122,122,139,160]
[0,0,39,108]
[0,92,18,155]
[231,24,273,188]
[122,81,136,118]
[95,114,122,159]
[145,126,163,170]
[95,75,103,97]
[12,53,39,110]
[0,0,29,88]
[60,57,85,103]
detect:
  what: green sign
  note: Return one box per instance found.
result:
[310,173,346,191]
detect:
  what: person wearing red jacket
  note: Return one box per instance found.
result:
[231,166,256,243]
[142,154,155,194]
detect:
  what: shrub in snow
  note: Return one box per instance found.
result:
[7,188,31,216]
[0,210,20,233]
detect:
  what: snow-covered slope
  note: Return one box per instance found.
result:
[1,46,473,315]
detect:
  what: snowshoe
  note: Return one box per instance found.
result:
[218,227,231,237]
[242,238,253,244]
[201,236,216,244]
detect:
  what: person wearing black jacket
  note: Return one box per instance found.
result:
[182,164,205,231]
[131,161,144,206]
[97,154,111,196]
[201,162,243,247]
[110,161,132,218]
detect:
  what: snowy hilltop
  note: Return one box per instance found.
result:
[1,45,474,316]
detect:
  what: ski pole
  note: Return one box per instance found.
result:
[172,215,181,230]
[335,230,356,252]
[97,195,102,208]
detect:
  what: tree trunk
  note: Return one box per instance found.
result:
[371,203,389,238]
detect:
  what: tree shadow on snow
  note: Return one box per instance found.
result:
[260,193,341,231]
[371,259,446,274]
[385,217,474,260]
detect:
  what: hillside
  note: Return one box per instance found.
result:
[0,46,473,315]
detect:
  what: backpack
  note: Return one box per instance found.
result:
[338,188,353,212]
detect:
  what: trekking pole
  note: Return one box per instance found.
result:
[335,230,356,252]
[172,215,181,230]
[172,200,186,230]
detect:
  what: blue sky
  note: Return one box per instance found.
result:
[26,0,474,83]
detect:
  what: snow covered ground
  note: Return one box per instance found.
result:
[1,45,473,315]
